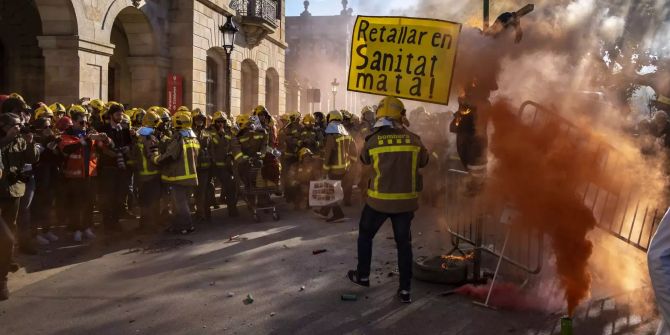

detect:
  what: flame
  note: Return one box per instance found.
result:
[441,252,475,270]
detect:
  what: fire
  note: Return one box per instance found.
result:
[441,252,474,270]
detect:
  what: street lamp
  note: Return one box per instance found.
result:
[331,78,339,110]
[220,15,238,117]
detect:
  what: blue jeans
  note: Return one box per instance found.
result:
[170,185,193,230]
[357,204,414,291]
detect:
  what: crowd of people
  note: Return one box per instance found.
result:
[0,92,452,302]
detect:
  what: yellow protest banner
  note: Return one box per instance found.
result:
[347,16,462,106]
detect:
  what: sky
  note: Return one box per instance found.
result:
[286,0,410,16]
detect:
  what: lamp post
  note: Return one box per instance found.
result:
[220,15,239,117]
[330,78,339,111]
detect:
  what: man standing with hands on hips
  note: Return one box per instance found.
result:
[347,96,429,304]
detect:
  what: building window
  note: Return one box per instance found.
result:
[206,57,219,114]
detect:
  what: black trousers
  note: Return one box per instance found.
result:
[356,204,414,291]
[213,166,238,213]
[138,178,161,228]
[99,167,128,228]
[195,168,211,220]
[61,178,94,231]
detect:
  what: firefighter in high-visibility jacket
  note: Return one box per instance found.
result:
[191,108,213,222]
[313,110,357,223]
[297,114,323,153]
[233,114,270,206]
[347,96,429,304]
[209,111,238,217]
[150,111,199,235]
[130,111,162,232]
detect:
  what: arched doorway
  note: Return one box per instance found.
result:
[108,6,157,106]
[265,68,280,115]
[241,59,259,115]
[0,0,44,101]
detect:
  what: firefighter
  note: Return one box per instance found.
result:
[49,103,67,123]
[132,108,147,129]
[88,98,105,130]
[131,111,163,232]
[347,96,429,304]
[209,111,238,217]
[295,147,323,210]
[191,108,213,223]
[150,112,199,235]
[279,112,301,202]
[314,110,357,223]
[298,114,323,153]
[233,114,270,205]
[450,83,490,179]
[253,105,280,186]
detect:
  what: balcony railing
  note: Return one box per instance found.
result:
[230,0,278,27]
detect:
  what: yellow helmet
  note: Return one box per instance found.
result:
[279,114,290,124]
[288,112,301,123]
[101,101,123,118]
[9,93,25,103]
[49,103,67,115]
[172,112,192,130]
[176,106,190,114]
[302,114,315,126]
[376,96,405,121]
[298,147,313,161]
[191,108,206,120]
[142,111,162,128]
[212,111,226,122]
[89,99,105,112]
[124,107,136,119]
[327,110,343,123]
[253,105,269,116]
[120,113,132,127]
[236,113,251,130]
[67,104,88,117]
[147,106,161,114]
[34,104,54,120]
[132,108,146,125]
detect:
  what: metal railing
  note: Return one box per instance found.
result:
[230,0,278,27]
[445,100,665,283]
[517,101,666,252]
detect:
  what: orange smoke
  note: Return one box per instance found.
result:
[486,100,601,315]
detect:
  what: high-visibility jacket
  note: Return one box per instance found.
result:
[209,129,235,168]
[279,123,300,157]
[194,128,212,169]
[152,132,199,186]
[233,128,268,163]
[130,134,160,181]
[322,132,356,176]
[361,126,429,213]
[59,134,98,179]
[298,126,323,153]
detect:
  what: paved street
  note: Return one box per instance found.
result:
[0,201,661,335]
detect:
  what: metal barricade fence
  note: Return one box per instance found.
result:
[445,168,544,282]
[445,100,665,282]
[518,101,665,252]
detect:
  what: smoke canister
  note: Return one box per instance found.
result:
[560,316,572,335]
[341,294,358,301]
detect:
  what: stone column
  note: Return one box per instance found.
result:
[38,36,114,104]
[127,56,170,108]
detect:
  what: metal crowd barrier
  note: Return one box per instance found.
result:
[445,100,665,282]
[518,101,665,252]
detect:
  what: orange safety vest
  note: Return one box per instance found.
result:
[59,134,98,178]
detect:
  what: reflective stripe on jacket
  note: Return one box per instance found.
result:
[131,135,160,180]
[152,134,199,186]
[60,134,97,179]
[361,126,429,213]
[322,133,356,175]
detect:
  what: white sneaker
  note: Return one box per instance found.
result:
[73,230,83,242]
[84,228,96,240]
[45,231,59,242]
[35,234,50,245]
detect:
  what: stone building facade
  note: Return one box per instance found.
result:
[285,0,372,115]
[0,0,287,115]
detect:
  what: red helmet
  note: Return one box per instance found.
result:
[56,116,73,131]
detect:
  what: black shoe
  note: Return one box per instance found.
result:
[397,289,412,303]
[313,209,329,219]
[18,241,38,256]
[326,215,346,223]
[347,270,370,287]
[0,280,8,301]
